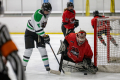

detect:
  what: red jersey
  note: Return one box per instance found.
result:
[65,33,93,63]
[62,9,76,29]
[91,16,110,32]
[91,16,105,27]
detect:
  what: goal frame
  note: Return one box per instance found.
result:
[94,17,120,72]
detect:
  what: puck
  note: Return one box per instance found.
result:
[84,73,87,75]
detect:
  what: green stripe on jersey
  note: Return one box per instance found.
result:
[34,9,43,22]
[37,32,45,35]
[23,59,29,62]
[37,24,40,28]
[27,23,34,30]
[42,58,48,61]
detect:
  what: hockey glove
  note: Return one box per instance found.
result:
[74,19,79,28]
[66,29,75,36]
[44,34,50,44]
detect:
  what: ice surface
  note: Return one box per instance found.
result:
[6,34,120,80]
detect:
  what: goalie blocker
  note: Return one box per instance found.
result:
[57,30,98,74]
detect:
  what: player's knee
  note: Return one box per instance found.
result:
[24,48,33,56]
[98,36,103,40]
[38,47,47,55]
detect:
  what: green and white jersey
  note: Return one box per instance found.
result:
[26,9,49,36]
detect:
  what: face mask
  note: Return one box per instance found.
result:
[76,32,86,46]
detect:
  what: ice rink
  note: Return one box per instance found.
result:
[6,34,120,80]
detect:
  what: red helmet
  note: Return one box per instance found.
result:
[76,30,86,46]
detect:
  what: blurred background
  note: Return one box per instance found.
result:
[2,0,120,16]
[0,0,120,34]
[1,1,119,80]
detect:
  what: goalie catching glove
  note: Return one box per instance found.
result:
[43,34,50,44]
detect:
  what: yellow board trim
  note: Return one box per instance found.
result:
[10,32,25,34]
[10,32,120,35]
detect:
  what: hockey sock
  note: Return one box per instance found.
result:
[23,48,33,67]
[98,36,106,46]
[109,35,118,46]
[38,47,50,70]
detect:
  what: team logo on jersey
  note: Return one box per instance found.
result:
[70,41,74,43]
[70,47,79,58]
[65,18,69,21]
[70,18,75,24]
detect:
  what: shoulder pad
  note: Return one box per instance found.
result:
[34,9,43,22]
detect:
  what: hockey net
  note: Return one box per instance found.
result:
[94,17,120,73]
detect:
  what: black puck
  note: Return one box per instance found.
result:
[84,73,87,75]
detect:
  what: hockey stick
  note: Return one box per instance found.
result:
[48,43,71,75]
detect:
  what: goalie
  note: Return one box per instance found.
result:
[57,30,98,74]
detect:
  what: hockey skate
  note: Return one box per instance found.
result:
[45,66,51,71]
[57,40,66,55]
[114,44,118,47]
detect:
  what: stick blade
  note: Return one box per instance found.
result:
[50,70,61,75]
[65,72,71,75]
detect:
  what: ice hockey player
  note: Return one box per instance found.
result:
[91,10,118,46]
[57,30,98,74]
[23,2,52,71]
[0,0,25,80]
[62,2,79,36]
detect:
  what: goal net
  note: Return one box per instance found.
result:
[94,17,120,73]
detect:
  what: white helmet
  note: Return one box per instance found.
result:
[76,30,86,46]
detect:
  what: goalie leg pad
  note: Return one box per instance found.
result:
[62,60,85,72]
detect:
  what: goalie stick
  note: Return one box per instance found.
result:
[59,28,76,73]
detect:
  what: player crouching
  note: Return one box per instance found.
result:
[57,30,98,74]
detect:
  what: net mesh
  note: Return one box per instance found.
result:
[95,17,120,73]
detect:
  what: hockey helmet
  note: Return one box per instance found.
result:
[76,30,86,45]
[93,10,99,17]
[42,2,52,12]
[67,2,74,8]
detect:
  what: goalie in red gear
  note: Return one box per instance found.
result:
[91,10,118,46]
[57,30,98,74]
